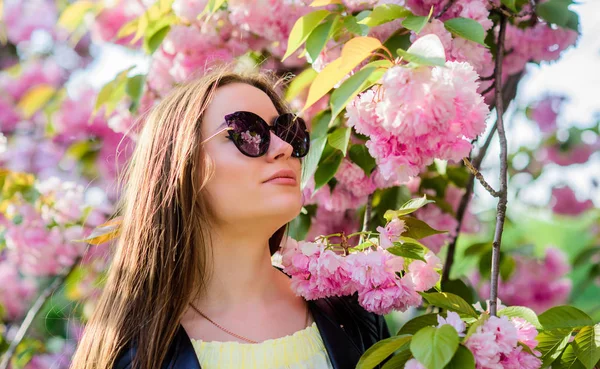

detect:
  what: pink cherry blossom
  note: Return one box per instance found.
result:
[528,95,566,134]
[539,142,598,166]
[550,186,594,216]
[3,0,58,44]
[377,217,406,249]
[347,61,489,184]
[0,262,37,321]
[173,0,209,21]
[437,311,466,336]
[0,96,22,133]
[91,0,145,47]
[405,359,427,369]
[407,251,442,290]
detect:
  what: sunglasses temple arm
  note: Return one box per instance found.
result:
[201,126,233,144]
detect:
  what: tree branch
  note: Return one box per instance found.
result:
[0,256,82,369]
[464,158,500,197]
[489,14,509,317]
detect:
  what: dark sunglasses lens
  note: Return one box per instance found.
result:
[275,114,310,158]
[224,112,269,157]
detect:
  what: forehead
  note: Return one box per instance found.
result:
[202,83,280,133]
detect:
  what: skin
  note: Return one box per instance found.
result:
[180,83,311,343]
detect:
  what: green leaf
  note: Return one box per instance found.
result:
[402,15,428,34]
[445,345,475,369]
[464,242,492,257]
[499,255,516,281]
[400,216,447,240]
[387,242,427,262]
[289,211,312,241]
[144,24,170,54]
[539,306,594,331]
[343,15,370,36]
[312,110,334,139]
[348,145,376,175]
[565,10,580,32]
[556,343,588,369]
[537,0,578,29]
[327,126,351,155]
[573,246,600,267]
[446,165,470,188]
[381,348,412,369]
[497,306,542,329]
[410,325,459,369]
[572,324,600,369]
[126,75,145,112]
[330,66,377,121]
[398,34,446,67]
[420,292,479,318]
[314,145,344,190]
[357,4,412,27]
[444,17,487,47]
[306,17,337,63]
[329,60,389,121]
[384,195,435,220]
[356,335,411,369]
[501,0,517,11]
[537,328,573,367]
[441,279,474,304]
[398,313,439,335]
[283,10,331,61]
[301,135,328,190]
[17,85,56,118]
[402,5,432,34]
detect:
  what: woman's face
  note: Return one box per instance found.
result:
[201,83,303,231]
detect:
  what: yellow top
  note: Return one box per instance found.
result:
[190,322,334,369]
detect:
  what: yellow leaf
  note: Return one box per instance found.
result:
[159,0,174,13]
[117,17,139,39]
[17,84,56,118]
[131,13,149,44]
[303,36,381,111]
[58,1,96,32]
[285,68,318,101]
[73,216,123,245]
[310,0,342,6]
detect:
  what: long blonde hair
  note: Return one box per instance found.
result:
[70,68,292,369]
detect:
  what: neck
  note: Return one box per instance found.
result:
[193,223,288,314]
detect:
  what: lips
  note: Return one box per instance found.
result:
[264,169,297,183]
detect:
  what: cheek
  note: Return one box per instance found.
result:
[205,154,259,211]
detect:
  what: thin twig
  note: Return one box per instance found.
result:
[464,158,500,197]
[489,14,509,317]
[480,74,495,81]
[359,193,375,244]
[0,256,82,369]
[436,0,456,18]
[441,126,497,283]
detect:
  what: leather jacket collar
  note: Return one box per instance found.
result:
[114,272,390,369]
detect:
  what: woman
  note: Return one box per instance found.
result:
[69,68,390,369]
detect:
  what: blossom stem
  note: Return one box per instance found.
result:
[359,193,375,243]
[489,13,509,317]
[0,256,82,369]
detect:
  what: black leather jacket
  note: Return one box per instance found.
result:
[114,273,391,369]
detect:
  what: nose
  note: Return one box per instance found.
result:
[265,131,293,161]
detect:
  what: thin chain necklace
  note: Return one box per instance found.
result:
[188,301,311,344]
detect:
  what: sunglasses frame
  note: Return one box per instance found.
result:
[201,111,310,158]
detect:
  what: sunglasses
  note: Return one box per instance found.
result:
[201,111,310,158]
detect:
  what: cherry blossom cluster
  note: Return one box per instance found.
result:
[280,228,442,314]
[346,61,489,184]
[405,310,542,369]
